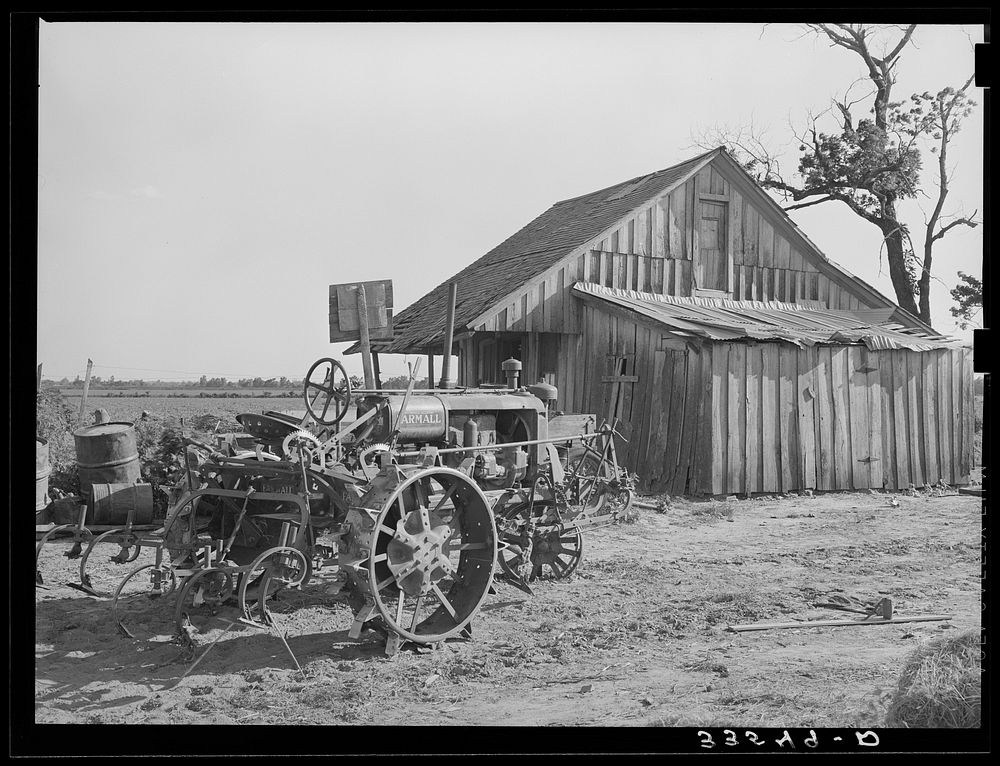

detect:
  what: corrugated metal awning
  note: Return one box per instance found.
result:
[572,283,958,352]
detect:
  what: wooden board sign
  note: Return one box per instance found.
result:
[329,280,394,342]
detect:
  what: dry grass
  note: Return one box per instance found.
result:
[884,630,981,728]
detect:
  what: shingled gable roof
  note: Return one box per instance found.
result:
[350,147,935,355]
[349,148,720,355]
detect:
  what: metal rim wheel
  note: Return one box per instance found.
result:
[368,467,497,644]
[236,545,310,627]
[111,562,178,639]
[497,501,583,582]
[303,357,351,425]
[78,528,144,596]
[173,562,240,639]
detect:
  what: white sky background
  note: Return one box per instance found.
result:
[37,22,984,383]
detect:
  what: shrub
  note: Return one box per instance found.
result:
[36,386,80,496]
[884,630,981,727]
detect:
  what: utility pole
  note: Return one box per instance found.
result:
[78,359,93,425]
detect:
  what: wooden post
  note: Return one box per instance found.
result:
[372,351,382,390]
[439,281,458,389]
[78,358,93,425]
[356,284,375,390]
[36,363,42,392]
[427,354,435,390]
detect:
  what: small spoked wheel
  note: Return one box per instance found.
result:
[303,357,352,425]
[497,501,583,582]
[173,562,240,640]
[111,562,178,640]
[236,545,310,627]
[367,467,497,645]
[78,528,145,596]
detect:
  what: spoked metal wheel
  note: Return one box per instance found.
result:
[78,528,149,596]
[173,561,241,641]
[359,466,497,645]
[236,545,310,627]
[111,561,178,639]
[497,501,583,582]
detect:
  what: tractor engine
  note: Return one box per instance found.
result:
[352,390,556,491]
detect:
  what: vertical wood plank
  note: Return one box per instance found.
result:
[727,343,747,494]
[789,247,803,271]
[830,347,852,489]
[892,351,911,488]
[921,351,940,485]
[814,347,834,490]
[730,189,743,265]
[762,344,780,492]
[936,350,953,484]
[778,344,799,491]
[711,343,729,495]
[693,344,715,495]
[758,217,774,267]
[828,281,841,310]
[643,349,667,487]
[847,346,871,489]
[636,209,649,257]
[775,236,791,270]
[906,351,925,486]
[952,348,965,483]
[866,348,884,489]
[962,348,974,481]
[668,192,685,259]
[839,288,854,311]
[797,346,817,490]
[879,351,897,490]
[659,351,685,487]
[743,203,759,266]
[652,257,665,294]
[678,260,692,297]
[745,344,762,494]
[673,346,701,495]
[690,180,699,272]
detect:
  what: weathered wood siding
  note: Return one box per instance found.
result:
[566,306,975,494]
[471,159,873,337]
[677,343,975,495]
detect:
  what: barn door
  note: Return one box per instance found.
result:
[696,201,729,292]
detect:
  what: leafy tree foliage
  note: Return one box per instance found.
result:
[696,24,978,325]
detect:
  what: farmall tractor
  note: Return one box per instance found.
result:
[106,356,635,654]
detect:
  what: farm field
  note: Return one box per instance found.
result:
[35,485,981,727]
[58,395,305,427]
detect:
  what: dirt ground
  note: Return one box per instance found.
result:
[34,481,982,728]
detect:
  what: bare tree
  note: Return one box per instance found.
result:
[693,24,978,325]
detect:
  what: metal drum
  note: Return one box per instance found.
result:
[73,422,141,500]
[88,483,155,525]
[36,438,51,512]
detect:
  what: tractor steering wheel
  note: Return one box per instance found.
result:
[303,357,352,425]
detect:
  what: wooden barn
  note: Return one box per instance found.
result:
[354,147,975,494]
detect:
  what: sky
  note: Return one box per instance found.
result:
[36,21,984,383]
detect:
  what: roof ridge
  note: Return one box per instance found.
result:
[552,147,721,205]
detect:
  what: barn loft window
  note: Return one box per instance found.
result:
[695,200,729,293]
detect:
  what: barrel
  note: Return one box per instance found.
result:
[88,483,154,525]
[35,438,51,512]
[73,422,141,499]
